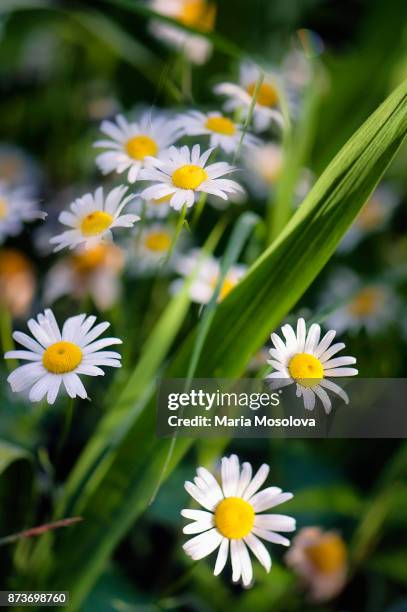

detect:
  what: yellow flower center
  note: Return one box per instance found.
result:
[151,194,172,204]
[80,211,113,237]
[205,116,236,136]
[42,341,83,374]
[347,287,385,317]
[0,249,31,278]
[0,198,8,220]
[211,275,237,301]
[172,164,208,190]
[125,135,158,160]
[144,231,172,253]
[305,534,347,574]
[247,82,279,107]
[215,497,255,539]
[178,0,216,32]
[71,244,109,273]
[288,353,324,387]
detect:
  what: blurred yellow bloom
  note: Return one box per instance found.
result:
[0,248,35,317]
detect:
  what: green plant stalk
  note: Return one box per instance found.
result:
[0,304,16,372]
[268,62,321,243]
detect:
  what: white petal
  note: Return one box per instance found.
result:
[252,527,291,546]
[213,537,229,576]
[183,528,222,561]
[244,532,271,572]
[254,514,296,532]
[242,463,270,500]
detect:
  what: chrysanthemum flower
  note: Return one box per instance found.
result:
[138,145,243,211]
[182,454,295,587]
[285,527,348,603]
[50,186,139,252]
[172,249,246,303]
[0,249,35,318]
[149,0,216,65]
[267,318,358,413]
[214,61,284,132]
[174,110,259,154]
[94,112,181,183]
[4,309,122,404]
[44,244,125,311]
[321,269,397,335]
[0,183,46,243]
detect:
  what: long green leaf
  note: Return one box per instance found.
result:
[43,80,407,609]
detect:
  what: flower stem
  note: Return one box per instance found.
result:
[165,203,188,263]
[0,303,16,371]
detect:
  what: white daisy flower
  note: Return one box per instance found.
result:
[4,309,122,405]
[244,143,284,195]
[94,112,181,183]
[125,223,175,274]
[214,61,285,132]
[138,145,243,211]
[149,0,216,65]
[44,244,125,312]
[320,268,398,335]
[172,249,246,303]
[49,186,139,252]
[267,318,358,414]
[0,183,46,244]
[285,527,347,603]
[0,145,41,189]
[182,454,295,587]
[174,110,259,155]
[338,184,399,253]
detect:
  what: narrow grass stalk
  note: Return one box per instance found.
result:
[233,71,264,165]
[165,203,188,263]
[191,191,208,228]
[0,518,83,547]
[0,304,15,371]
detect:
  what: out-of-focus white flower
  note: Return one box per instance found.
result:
[125,223,175,274]
[138,145,243,211]
[320,268,398,335]
[174,110,259,154]
[244,143,284,195]
[182,454,295,587]
[4,309,122,404]
[0,248,36,318]
[285,527,347,603]
[267,318,358,414]
[214,61,285,132]
[50,186,139,252]
[171,248,246,303]
[0,145,41,189]
[0,183,46,244]
[94,112,181,183]
[149,0,216,65]
[339,184,399,252]
[44,244,125,311]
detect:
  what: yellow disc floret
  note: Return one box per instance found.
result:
[288,353,324,387]
[144,231,171,253]
[247,82,279,107]
[42,341,82,374]
[152,194,173,205]
[0,198,8,220]
[172,164,208,190]
[71,244,108,273]
[80,211,113,237]
[215,497,255,539]
[125,135,158,160]
[178,0,216,32]
[305,534,347,574]
[205,116,236,136]
[0,249,31,278]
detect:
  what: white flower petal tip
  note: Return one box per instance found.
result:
[181,455,295,587]
[138,145,243,212]
[266,318,358,414]
[50,186,139,252]
[4,309,122,405]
